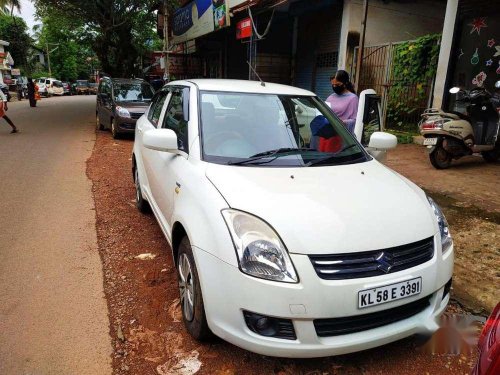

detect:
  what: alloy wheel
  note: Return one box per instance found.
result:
[178,253,195,322]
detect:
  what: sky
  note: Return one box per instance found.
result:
[14,0,37,33]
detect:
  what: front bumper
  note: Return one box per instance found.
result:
[115,116,139,133]
[193,235,453,358]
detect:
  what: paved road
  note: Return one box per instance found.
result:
[0,96,112,374]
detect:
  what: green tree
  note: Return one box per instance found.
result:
[0,14,32,73]
[34,12,96,80]
[34,0,168,77]
[0,0,21,16]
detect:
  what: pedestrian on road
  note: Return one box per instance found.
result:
[0,89,18,133]
[326,70,358,133]
[27,77,37,108]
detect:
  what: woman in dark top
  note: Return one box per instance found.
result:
[27,77,36,107]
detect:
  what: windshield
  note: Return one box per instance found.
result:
[113,83,154,102]
[77,81,88,86]
[200,91,368,167]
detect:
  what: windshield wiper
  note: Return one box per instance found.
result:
[305,144,362,167]
[228,147,313,166]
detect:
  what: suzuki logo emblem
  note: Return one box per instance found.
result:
[376,253,393,273]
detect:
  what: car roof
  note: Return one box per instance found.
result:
[170,79,316,96]
[109,78,146,84]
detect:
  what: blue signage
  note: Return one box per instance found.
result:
[173,0,213,37]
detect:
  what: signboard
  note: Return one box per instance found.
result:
[212,0,229,31]
[236,17,252,39]
[11,68,20,76]
[171,0,229,45]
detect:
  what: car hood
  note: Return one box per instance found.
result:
[115,101,150,112]
[205,160,436,255]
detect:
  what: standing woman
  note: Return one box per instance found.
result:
[27,77,36,107]
[326,70,358,133]
[0,89,18,133]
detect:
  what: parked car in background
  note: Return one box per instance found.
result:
[36,78,50,97]
[0,83,11,102]
[62,82,72,95]
[132,79,453,358]
[88,83,98,95]
[46,79,64,96]
[76,80,90,95]
[96,77,154,138]
[15,76,28,100]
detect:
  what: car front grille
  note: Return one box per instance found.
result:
[130,112,143,120]
[309,237,434,280]
[120,123,136,130]
[313,296,431,337]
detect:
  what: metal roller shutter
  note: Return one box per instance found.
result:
[295,2,343,98]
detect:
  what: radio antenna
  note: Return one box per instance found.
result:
[247,61,265,87]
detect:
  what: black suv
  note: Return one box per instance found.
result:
[96,77,155,138]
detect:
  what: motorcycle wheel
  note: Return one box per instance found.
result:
[481,143,500,163]
[430,145,452,169]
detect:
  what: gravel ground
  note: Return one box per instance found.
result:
[87,134,486,375]
[386,145,500,313]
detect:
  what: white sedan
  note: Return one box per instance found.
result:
[132,79,453,358]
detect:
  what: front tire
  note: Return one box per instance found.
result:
[111,118,120,139]
[177,237,212,341]
[134,165,150,213]
[430,145,452,169]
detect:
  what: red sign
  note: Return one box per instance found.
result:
[236,17,252,40]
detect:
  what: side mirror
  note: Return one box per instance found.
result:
[143,128,178,153]
[366,132,397,163]
[449,87,461,94]
[368,132,397,150]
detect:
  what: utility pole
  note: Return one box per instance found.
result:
[45,42,59,77]
[354,0,369,93]
[163,0,169,82]
[46,42,51,77]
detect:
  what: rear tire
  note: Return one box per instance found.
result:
[430,145,452,169]
[177,236,212,341]
[133,165,150,213]
[481,143,500,163]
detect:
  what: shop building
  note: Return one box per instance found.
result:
[161,1,446,96]
[0,40,14,85]
[160,0,497,113]
[433,0,500,110]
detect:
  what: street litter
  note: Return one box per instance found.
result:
[135,253,157,260]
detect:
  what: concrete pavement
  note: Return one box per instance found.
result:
[0,96,112,374]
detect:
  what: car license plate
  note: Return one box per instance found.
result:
[423,138,438,146]
[358,277,422,309]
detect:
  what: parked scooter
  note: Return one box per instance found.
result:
[419,81,500,169]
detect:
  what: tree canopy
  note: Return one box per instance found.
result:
[33,0,165,78]
[33,11,96,81]
[0,14,32,73]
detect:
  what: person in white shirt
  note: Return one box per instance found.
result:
[0,89,17,133]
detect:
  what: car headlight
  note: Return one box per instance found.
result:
[222,209,298,283]
[427,197,452,253]
[116,106,131,118]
